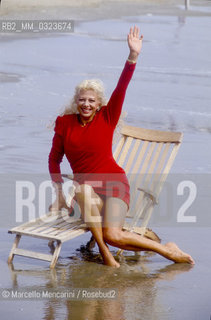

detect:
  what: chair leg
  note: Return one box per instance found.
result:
[50,241,62,269]
[8,234,21,264]
[86,235,96,250]
[48,240,55,254]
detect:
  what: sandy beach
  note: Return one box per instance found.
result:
[1,0,211,19]
[0,0,211,319]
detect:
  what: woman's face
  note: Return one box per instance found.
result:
[77,89,100,119]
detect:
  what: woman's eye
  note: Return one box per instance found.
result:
[78,98,95,103]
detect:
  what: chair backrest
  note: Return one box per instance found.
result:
[113,125,183,219]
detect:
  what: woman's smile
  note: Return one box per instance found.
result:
[77,89,99,120]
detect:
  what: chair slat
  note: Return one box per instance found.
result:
[39,221,73,236]
[163,143,181,175]
[126,140,149,212]
[117,136,133,167]
[142,143,164,190]
[25,216,66,233]
[53,225,87,239]
[124,139,141,173]
[130,142,157,214]
[10,212,64,233]
[154,143,171,176]
[130,141,148,173]
[153,143,181,197]
[113,136,126,160]
[139,142,157,175]
[44,220,84,236]
[127,191,145,218]
[147,143,164,174]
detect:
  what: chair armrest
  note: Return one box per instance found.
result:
[137,187,158,205]
[61,174,74,180]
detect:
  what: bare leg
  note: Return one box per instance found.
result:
[75,184,120,268]
[103,197,195,265]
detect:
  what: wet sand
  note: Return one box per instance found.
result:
[1,0,211,19]
[0,1,211,319]
[0,227,211,320]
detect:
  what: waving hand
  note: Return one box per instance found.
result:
[127,26,143,62]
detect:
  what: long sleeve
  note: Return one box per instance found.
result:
[105,60,136,127]
[48,117,65,183]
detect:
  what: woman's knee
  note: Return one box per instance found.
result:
[75,184,94,201]
[103,228,122,246]
[75,184,103,214]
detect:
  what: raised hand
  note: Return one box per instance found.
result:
[127,26,143,62]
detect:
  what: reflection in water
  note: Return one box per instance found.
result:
[173,15,186,44]
[8,255,193,320]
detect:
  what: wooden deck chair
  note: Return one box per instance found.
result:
[8,125,183,268]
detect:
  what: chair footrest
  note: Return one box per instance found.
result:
[13,248,53,262]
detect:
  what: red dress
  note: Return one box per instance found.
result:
[49,61,136,207]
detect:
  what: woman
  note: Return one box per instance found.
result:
[49,26,194,267]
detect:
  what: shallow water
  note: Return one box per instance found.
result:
[0,5,211,320]
[0,227,211,320]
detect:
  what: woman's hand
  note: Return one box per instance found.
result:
[49,193,69,211]
[127,26,143,62]
[49,185,69,212]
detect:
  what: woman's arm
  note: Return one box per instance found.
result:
[48,117,68,211]
[48,132,64,184]
[105,26,143,126]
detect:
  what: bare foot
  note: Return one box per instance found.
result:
[165,242,195,265]
[100,248,120,268]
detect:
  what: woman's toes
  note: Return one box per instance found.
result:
[165,242,194,264]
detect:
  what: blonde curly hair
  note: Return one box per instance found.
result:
[61,79,107,116]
